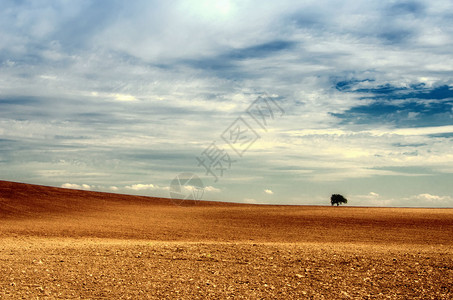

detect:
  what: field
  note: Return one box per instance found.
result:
[1,181,452,299]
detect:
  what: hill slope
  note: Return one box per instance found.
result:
[0,180,176,218]
[1,180,453,245]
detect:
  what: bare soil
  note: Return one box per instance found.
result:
[1,181,452,299]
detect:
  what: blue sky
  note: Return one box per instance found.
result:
[1,0,452,207]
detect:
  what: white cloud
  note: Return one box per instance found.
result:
[125,184,158,191]
[351,192,453,208]
[378,126,453,136]
[113,93,137,102]
[204,186,221,192]
[285,125,453,138]
[244,198,258,204]
[61,183,91,190]
[264,189,273,195]
[409,193,453,206]
[109,186,119,191]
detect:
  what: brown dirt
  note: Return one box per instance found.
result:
[0,181,452,299]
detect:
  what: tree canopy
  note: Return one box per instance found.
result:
[331,194,348,206]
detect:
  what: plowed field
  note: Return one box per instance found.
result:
[1,181,452,299]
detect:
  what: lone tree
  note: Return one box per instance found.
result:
[331,194,348,206]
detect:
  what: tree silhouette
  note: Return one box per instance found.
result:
[331,194,347,206]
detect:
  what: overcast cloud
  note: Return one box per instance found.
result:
[0,0,452,206]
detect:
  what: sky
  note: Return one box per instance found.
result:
[1,0,452,207]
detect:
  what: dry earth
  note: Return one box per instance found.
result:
[0,181,452,299]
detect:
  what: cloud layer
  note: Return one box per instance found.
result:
[0,0,452,207]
